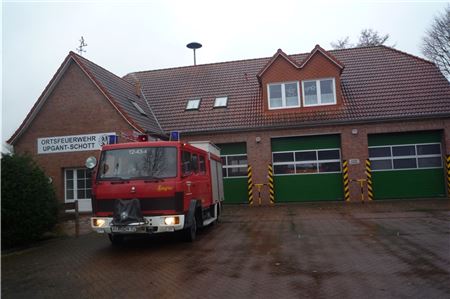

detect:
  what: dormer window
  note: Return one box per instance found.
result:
[268,82,300,109]
[186,98,201,110]
[302,78,336,106]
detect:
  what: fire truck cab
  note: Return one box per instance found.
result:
[87,140,224,244]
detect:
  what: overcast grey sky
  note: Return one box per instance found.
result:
[2,0,448,150]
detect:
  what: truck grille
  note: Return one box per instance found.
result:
[94,192,184,214]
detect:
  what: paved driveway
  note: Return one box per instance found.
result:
[2,200,450,298]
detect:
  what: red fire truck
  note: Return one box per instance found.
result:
[86,140,224,244]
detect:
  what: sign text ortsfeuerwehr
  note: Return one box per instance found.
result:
[37,132,116,154]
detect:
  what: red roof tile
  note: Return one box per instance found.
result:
[124,45,450,134]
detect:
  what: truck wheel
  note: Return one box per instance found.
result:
[183,217,197,242]
[108,234,124,245]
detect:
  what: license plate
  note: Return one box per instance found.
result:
[111,226,137,233]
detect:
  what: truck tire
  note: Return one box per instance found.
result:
[108,234,124,245]
[183,216,197,242]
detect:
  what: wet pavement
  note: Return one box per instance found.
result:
[2,200,450,298]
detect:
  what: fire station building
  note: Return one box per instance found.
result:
[8,45,450,211]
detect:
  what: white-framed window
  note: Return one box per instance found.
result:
[369,143,442,171]
[65,168,92,202]
[186,98,201,110]
[214,96,228,108]
[221,154,248,178]
[272,148,341,175]
[302,78,336,106]
[268,81,300,109]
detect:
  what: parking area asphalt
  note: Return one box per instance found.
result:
[2,200,450,299]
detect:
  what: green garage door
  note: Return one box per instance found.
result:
[218,142,248,204]
[368,131,445,199]
[271,134,344,202]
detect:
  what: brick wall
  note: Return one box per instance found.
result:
[13,61,135,202]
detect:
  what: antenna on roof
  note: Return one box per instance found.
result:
[186,42,202,66]
[76,36,88,56]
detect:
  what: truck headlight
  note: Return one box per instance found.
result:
[93,219,106,227]
[164,216,180,225]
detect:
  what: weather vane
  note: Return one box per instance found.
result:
[76,36,88,55]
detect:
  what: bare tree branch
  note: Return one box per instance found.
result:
[422,6,450,78]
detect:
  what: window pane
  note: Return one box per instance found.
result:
[320,80,335,103]
[318,150,340,160]
[296,163,317,174]
[303,81,318,105]
[393,158,417,169]
[77,190,85,199]
[221,157,227,166]
[369,147,391,158]
[392,145,415,156]
[186,99,200,110]
[285,83,298,107]
[228,167,247,177]
[77,169,85,179]
[222,168,227,178]
[274,164,295,174]
[86,189,92,199]
[86,178,92,188]
[214,96,228,107]
[319,162,341,172]
[418,157,442,168]
[66,179,74,189]
[417,144,441,155]
[295,151,317,161]
[273,152,294,163]
[269,85,282,108]
[371,159,392,170]
[199,156,206,173]
[77,179,85,189]
[66,170,73,179]
[228,155,247,166]
[182,151,192,175]
[66,189,74,200]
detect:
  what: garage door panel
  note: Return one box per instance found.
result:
[373,169,445,199]
[274,174,343,202]
[368,131,445,200]
[272,134,343,202]
[223,178,248,204]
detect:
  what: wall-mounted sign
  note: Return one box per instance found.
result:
[37,132,116,154]
[349,159,360,165]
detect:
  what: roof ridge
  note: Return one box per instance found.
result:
[124,54,276,77]
[377,45,435,66]
[69,51,139,90]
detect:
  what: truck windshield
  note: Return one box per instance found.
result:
[98,147,177,180]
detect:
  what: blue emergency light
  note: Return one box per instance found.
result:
[170,131,180,141]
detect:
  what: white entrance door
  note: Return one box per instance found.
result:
[64,168,92,212]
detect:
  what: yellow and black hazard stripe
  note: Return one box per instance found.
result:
[343,160,350,201]
[268,164,275,204]
[365,159,374,201]
[247,165,253,205]
[446,155,450,199]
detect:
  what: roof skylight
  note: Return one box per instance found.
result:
[214,96,228,108]
[130,100,147,116]
[186,98,201,110]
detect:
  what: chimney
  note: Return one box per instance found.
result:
[135,81,141,98]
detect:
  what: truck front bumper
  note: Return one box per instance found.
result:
[91,215,185,234]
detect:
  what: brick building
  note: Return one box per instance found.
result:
[8,45,450,211]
